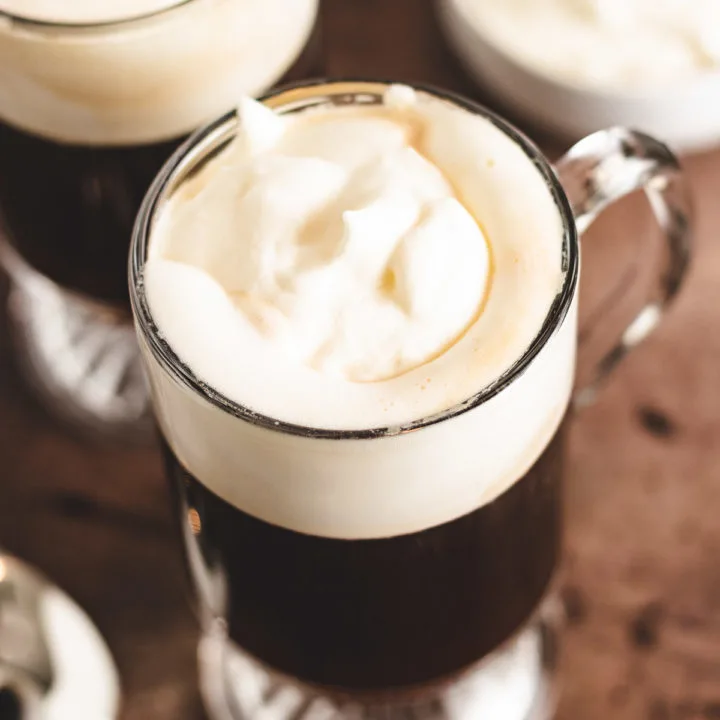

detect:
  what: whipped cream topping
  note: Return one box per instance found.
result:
[0,0,318,144]
[140,83,574,538]
[152,90,490,383]
[146,85,564,430]
[449,0,720,90]
[0,0,179,23]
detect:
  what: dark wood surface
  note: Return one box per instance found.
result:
[2,2,720,718]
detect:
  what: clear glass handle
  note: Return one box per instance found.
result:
[555,127,693,406]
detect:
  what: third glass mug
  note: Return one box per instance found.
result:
[130,81,691,719]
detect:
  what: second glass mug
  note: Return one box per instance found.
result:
[0,0,321,439]
[130,81,691,719]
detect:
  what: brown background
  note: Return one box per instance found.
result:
[1,1,720,718]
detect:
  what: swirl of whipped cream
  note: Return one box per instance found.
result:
[146,85,564,431]
[152,88,490,383]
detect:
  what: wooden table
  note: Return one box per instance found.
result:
[2,2,720,718]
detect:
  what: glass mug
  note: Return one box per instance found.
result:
[129,81,691,719]
[0,0,321,440]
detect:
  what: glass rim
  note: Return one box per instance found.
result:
[0,0,195,31]
[129,78,579,441]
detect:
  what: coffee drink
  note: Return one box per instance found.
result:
[0,0,320,306]
[0,0,320,433]
[134,83,576,717]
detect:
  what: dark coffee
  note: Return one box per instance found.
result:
[0,18,323,308]
[164,417,565,694]
[0,128,180,306]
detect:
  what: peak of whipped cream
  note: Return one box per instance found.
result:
[146,85,564,429]
[151,88,490,383]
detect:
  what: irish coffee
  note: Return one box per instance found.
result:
[132,81,580,719]
[0,0,320,435]
[131,76,694,718]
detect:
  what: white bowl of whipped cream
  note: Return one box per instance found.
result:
[438,0,720,152]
